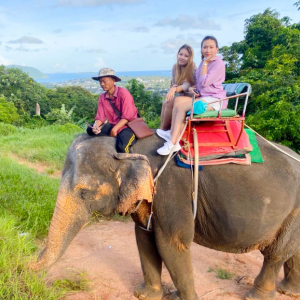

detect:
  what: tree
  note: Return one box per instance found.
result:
[45,104,75,125]
[0,95,19,124]
[126,79,162,128]
[45,86,98,122]
[219,9,300,152]
[0,66,48,116]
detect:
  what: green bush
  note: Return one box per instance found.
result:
[0,123,17,136]
[0,95,19,124]
[50,123,84,134]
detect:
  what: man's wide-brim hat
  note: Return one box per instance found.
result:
[92,68,121,82]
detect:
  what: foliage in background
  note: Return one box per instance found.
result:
[0,66,48,116]
[0,66,98,124]
[45,104,76,124]
[126,78,162,128]
[220,8,300,152]
[44,86,98,122]
[0,95,19,124]
[0,122,18,136]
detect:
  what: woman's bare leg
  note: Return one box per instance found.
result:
[169,97,215,144]
[169,96,193,144]
[160,100,174,130]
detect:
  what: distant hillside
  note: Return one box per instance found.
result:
[6,65,48,79]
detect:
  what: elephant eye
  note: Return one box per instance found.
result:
[80,189,89,200]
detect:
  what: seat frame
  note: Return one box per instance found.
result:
[185,84,251,150]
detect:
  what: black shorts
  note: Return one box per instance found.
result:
[86,123,137,153]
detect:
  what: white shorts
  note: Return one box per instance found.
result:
[201,96,220,111]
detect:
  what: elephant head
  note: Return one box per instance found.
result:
[31,136,154,270]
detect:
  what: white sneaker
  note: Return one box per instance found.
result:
[157,141,181,156]
[156,129,171,142]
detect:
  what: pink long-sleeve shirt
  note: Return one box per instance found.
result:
[195,55,226,100]
[95,86,138,133]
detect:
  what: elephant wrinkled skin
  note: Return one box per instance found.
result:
[32,133,300,300]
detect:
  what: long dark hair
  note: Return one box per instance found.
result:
[175,44,195,86]
[201,36,219,59]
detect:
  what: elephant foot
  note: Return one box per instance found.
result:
[167,291,199,300]
[277,280,300,297]
[245,288,276,300]
[134,283,163,300]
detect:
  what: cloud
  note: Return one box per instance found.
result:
[56,0,143,7]
[53,29,62,34]
[53,63,66,70]
[225,10,257,19]
[176,33,203,40]
[151,50,158,54]
[4,45,47,52]
[14,46,47,52]
[0,55,13,65]
[0,41,1,45]
[155,14,221,30]
[8,36,44,44]
[161,38,201,54]
[107,25,149,33]
[145,43,157,48]
[132,26,149,32]
[86,48,107,53]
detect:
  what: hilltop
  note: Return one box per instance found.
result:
[6,65,48,79]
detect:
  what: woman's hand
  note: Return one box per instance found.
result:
[188,87,200,97]
[165,86,177,102]
[203,55,216,64]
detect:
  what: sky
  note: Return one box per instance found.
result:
[0,0,299,74]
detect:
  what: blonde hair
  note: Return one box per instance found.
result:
[175,44,195,86]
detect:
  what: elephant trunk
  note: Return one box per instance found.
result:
[31,185,91,270]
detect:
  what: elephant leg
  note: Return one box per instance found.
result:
[278,248,300,297]
[245,257,283,300]
[154,225,198,300]
[134,224,164,300]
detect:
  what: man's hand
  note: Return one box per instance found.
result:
[92,124,101,134]
[109,126,118,137]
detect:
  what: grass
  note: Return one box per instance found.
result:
[0,123,84,169]
[0,123,131,299]
[52,271,91,292]
[0,155,60,238]
[0,214,66,300]
[207,267,235,280]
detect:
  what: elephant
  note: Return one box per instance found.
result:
[32,132,300,300]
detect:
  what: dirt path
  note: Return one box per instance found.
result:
[6,152,62,178]
[46,221,290,300]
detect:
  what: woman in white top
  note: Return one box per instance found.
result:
[157,44,196,140]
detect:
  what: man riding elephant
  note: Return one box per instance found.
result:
[87,68,138,153]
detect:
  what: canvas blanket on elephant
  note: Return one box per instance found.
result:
[32,133,300,300]
[180,120,252,161]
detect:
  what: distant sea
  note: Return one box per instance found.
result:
[36,70,171,83]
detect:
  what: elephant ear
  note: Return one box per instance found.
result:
[114,153,154,215]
